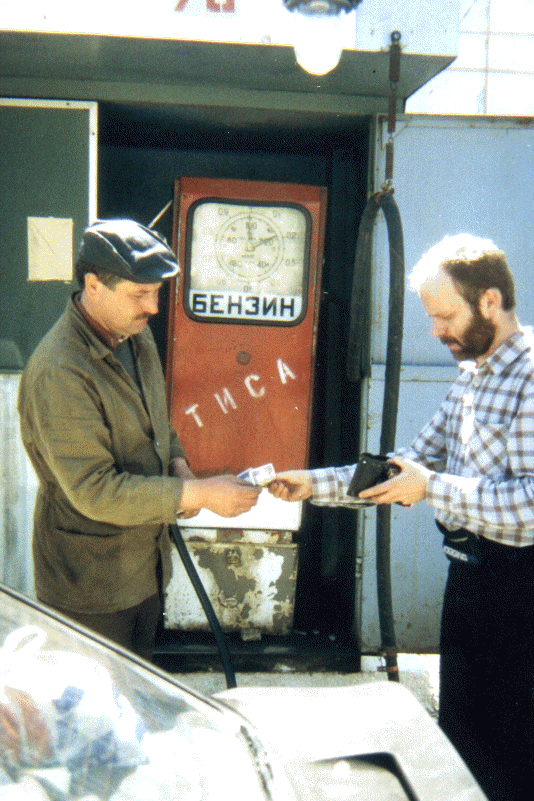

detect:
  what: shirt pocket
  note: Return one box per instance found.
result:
[468,413,510,473]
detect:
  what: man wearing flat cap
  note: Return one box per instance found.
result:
[18,219,260,659]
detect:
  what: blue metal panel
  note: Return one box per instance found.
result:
[371,116,534,366]
[361,365,456,652]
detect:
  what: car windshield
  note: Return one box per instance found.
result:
[0,585,274,801]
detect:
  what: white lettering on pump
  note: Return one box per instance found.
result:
[244,374,266,398]
[214,388,237,414]
[182,359,300,430]
[185,403,203,428]
[277,359,297,384]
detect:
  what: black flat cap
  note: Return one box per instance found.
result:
[79,219,180,283]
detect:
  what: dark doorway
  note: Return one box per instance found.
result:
[98,101,370,670]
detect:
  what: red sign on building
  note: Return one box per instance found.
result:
[175,0,235,11]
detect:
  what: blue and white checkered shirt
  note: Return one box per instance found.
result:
[309,329,534,547]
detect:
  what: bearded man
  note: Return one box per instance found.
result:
[268,235,534,801]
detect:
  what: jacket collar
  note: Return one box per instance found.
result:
[67,293,124,360]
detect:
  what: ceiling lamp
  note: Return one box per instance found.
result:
[283,0,363,76]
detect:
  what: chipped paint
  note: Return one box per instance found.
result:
[165,540,298,635]
[180,527,293,545]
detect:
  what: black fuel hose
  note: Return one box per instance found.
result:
[169,523,237,689]
[347,191,405,681]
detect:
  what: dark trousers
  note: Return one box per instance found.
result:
[439,537,534,801]
[48,593,162,662]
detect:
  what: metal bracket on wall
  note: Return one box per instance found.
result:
[384,30,402,189]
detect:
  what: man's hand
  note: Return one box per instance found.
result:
[180,475,261,518]
[267,471,313,502]
[357,458,430,506]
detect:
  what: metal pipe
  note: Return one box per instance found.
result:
[347,191,405,681]
[169,523,237,689]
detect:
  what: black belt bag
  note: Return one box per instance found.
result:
[436,521,481,567]
[436,520,534,574]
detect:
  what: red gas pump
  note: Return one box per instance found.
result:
[167,177,327,477]
[164,177,327,637]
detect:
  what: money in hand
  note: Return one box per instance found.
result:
[237,463,276,486]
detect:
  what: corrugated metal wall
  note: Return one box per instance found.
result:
[0,374,37,595]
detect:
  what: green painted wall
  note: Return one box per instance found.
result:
[0,103,93,368]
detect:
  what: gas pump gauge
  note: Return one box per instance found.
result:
[168,176,327,481]
[186,199,310,325]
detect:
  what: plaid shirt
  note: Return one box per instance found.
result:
[310,329,534,547]
[309,464,365,508]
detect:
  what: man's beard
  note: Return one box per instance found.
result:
[440,305,496,361]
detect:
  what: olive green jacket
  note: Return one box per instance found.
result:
[18,296,187,613]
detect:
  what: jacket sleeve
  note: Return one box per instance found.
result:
[22,365,185,529]
[169,426,188,464]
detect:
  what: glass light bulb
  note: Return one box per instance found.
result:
[292,6,344,75]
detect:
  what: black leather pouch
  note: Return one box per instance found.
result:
[436,521,481,567]
[347,453,400,497]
